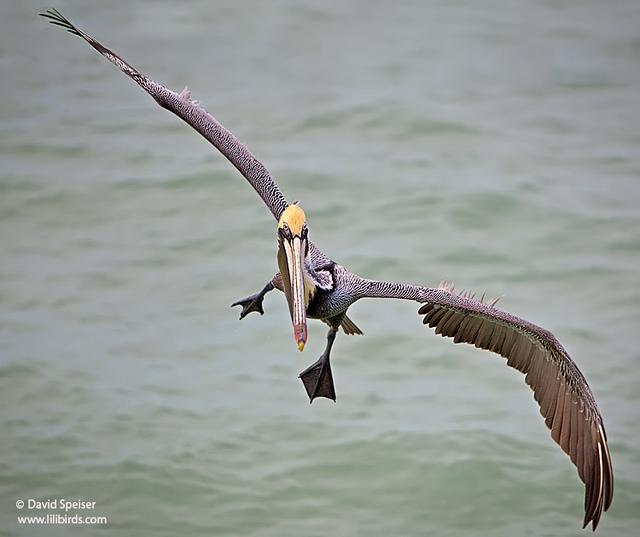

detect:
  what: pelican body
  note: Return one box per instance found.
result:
[42,10,613,530]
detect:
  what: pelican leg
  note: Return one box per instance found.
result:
[299,326,337,403]
[231,281,274,319]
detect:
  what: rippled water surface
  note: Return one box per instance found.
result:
[2,1,639,535]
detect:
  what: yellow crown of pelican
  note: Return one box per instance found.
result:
[278,204,306,236]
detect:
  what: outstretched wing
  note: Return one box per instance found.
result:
[359,278,613,530]
[418,283,613,530]
[40,9,289,220]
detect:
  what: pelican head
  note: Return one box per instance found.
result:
[277,203,309,352]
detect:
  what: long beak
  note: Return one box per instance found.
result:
[277,236,308,351]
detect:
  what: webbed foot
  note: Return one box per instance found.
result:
[231,282,274,320]
[231,293,265,319]
[299,354,336,403]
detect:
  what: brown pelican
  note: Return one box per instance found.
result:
[42,9,613,530]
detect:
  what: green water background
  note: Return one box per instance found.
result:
[1,1,639,535]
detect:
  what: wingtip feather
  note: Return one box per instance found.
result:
[40,8,81,37]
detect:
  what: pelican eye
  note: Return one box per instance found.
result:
[279,223,292,239]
